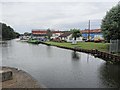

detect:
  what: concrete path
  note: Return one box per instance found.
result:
[0,67,46,89]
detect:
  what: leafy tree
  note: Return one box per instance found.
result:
[70,28,81,40]
[15,32,20,38]
[101,3,120,41]
[24,32,31,36]
[46,28,52,40]
[1,22,20,40]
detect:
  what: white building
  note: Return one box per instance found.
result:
[59,32,83,42]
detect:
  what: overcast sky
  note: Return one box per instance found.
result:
[1,1,118,33]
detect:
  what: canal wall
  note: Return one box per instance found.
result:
[74,48,120,64]
[42,42,120,64]
[26,40,120,64]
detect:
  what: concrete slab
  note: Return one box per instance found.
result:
[1,67,45,88]
[0,69,13,82]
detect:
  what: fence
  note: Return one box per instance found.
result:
[109,39,120,53]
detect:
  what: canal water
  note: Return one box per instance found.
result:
[1,39,120,88]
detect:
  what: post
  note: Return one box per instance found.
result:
[88,20,90,40]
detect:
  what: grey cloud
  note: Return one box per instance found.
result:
[1,2,118,33]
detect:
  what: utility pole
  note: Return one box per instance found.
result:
[88,20,90,40]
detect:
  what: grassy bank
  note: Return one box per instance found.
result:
[27,39,40,44]
[45,41,110,52]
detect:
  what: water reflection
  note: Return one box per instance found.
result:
[87,54,90,63]
[46,46,52,57]
[99,63,120,88]
[72,51,80,60]
[2,41,8,47]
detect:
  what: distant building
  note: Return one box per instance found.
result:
[31,29,63,39]
[51,31,64,39]
[81,29,103,40]
[59,32,72,42]
[32,30,47,38]
[59,32,83,42]
[31,29,103,41]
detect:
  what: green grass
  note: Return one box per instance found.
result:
[45,41,110,52]
[28,39,40,44]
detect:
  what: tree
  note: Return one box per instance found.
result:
[101,3,120,41]
[15,32,20,38]
[70,28,81,40]
[70,28,81,44]
[24,32,31,36]
[46,28,52,40]
[1,22,20,40]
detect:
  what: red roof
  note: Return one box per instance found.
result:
[80,29,101,33]
[32,30,63,34]
[59,32,72,37]
[32,30,47,34]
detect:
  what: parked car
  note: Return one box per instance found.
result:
[94,38,104,43]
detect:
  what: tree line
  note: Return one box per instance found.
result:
[0,22,20,40]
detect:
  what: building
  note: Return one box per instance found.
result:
[32,30,47,37]
[59,32,72,42]
[32,29,63,39]
[51,31,64,39]
[59,32,83,42]
[81,29,103,40]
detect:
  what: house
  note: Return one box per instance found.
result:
[51,31,64,39]
[59,32,83,42]
[32,30,47,37]
[31,29,63,40]
[59,32,72,42]
[81,29,103,40]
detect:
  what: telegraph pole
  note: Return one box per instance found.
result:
[88,20,90,40]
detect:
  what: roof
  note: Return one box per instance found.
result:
[52,31,63,33]
[59,32,72,37]
[32,30,47,34]
[32,30,63,34]
[81,29,101,33]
